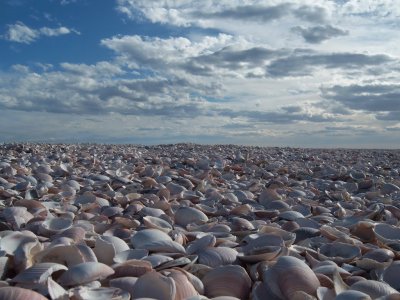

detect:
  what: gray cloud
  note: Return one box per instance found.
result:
[322,84,400,120]
[217,106,336,124]
[197,4,292,23]
[267,53,392,77]
[292,25,348,43]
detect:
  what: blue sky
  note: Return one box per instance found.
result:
[1,0,399,148]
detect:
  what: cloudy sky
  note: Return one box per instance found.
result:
[1,0,399,148]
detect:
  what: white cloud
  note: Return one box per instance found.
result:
[3,22,78,44]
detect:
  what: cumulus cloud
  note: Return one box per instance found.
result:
[2,21,78,44]
[292,25,348,43]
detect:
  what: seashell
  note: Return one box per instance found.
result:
[69,286,130,300]
[35,244,98,267]
[39,217,73,237]
[11,262,67,285]
[0,286,48,300]
[58,262,114,286]
[382,261,400,290]
[109,277,137,298]
[258,225,296,246]
[1,207,34,230]
[143,254,174,268]
[163,268,199,299]
[187,235,216,255]
[114,249,149,264]
[202,265,251,300]
[132,271,176,300]
[143,216,173,233]
[374,223,400,244]
[47,277,68,300]
[198,247,237,268]
[279,210,304,221]
[131,229,172,249]
[350,280,398,299]
[93,236,130,265]
[112,259,153,278]
[175,207,209,227]
[262,255,320,299]
[258,188,282,208]
[335,290,372,300]
[318,242,361,264]
[237,245,281,263]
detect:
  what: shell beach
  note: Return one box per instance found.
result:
[0,143,400,300]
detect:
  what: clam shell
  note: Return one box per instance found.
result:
[131,229,172,249]
[0,286,48,300]
[11,262,67,284]
[175,207,209,227]
[93,236,130,265]
[198,247,238,268]
[70,286,130,300]
[350,280,398,298]
[263,255,320,299]
[202,265,251,300]
[318,242,361,264]
[58,262,114,286]
[132,271,176,300]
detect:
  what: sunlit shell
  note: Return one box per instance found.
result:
[113,249,149,264]
[70,286,131,300]
[58,262,114,286]
[143,216,173,232]
[198,247,238,268]
[374,223,400,244]
[93,236,130,265]
[131,229,172,249]
[175,207,209,227]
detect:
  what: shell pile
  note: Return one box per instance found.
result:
[0,143,400,300]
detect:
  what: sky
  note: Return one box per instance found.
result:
[0,0,399,148]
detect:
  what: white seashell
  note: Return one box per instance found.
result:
[114,249,149,264]
[131,229,172,249]
[93,236,129,265]
[70,286,130,300]
[58,262,114,286]
[175,207,208,227]
[12,262,67,284]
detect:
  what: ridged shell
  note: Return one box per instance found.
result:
[202,265,251,300]
[132,271,176,300]
[351,280,398,299]
[11,262,67,284]
[0,286,48,300]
